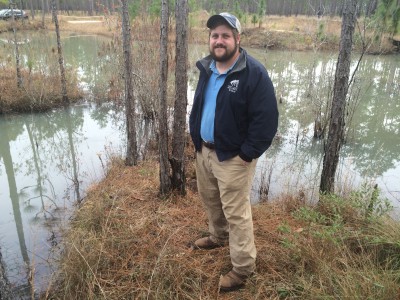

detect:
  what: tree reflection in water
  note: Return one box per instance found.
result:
[0,103,124,297]
[247,49,400,205]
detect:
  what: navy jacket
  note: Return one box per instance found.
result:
[189,48,279,162]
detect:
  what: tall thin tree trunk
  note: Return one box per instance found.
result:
[158,0,171,195]
[320,0,358,193]
[29,0,35,19]
[171,0,188,195]
[51,0,68,104]
[110,0,115,14]
[88,0,94,16]
[41,0,45,27]
[105,0,110,14]
[19,0,25,25]
[10,4,22,88]
[121,0,137,166]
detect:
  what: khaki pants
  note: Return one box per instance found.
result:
[196,145,258,276]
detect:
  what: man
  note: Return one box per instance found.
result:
[189,12,279,292]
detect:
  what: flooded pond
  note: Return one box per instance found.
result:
[0,32,399,297]
[0,103,125,296]
[247,49,400,207]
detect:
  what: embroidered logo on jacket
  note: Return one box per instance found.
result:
[227,80,239,93]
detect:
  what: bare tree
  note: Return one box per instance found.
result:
[104,0,110,13]
[120,0,137,166]
[171,0,188,195]
[110,0,115,14]
[320,0,358,193]
[51,0,68,104]
[41,0,46,27]
[10,2,22,88]
[29,0,35,20]
[19,0,25,24]
[88,0,94,16]
[158,0,171,195]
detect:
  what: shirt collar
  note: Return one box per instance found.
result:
[209,57,239,75]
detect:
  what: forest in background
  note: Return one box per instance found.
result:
[1,0,398,42]
[0,0,391,19]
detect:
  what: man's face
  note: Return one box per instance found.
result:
[209,24,240,62]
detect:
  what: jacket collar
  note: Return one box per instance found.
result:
[197,47,247,76]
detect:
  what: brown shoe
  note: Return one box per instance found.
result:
[192,236,223,250]
[219,270,248,292]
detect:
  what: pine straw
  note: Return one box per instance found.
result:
[48,157,400,299]
[47,158,297,299]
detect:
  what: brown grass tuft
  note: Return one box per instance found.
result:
[0,67,82,113]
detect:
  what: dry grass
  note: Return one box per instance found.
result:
[55,15,119,39]
[0,18,44,33]
[0,67,82,113]
[47,154,400,299]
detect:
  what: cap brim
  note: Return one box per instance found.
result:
[207,15,233,30]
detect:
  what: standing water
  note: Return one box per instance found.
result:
[0,103,125,296]
[0,32,126,297]
[246,49,400,208]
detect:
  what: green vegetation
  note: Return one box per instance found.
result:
[374,0,400,36]
[48,158,400,299]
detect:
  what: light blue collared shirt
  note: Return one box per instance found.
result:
[200,60,237,143]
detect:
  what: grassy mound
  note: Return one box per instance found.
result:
[48,158,400,299]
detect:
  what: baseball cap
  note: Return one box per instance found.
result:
[206,12,242,34]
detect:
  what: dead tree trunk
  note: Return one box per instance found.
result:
[51,0,68,105]
[10,4,22,88]
[171,0,188,195]
[158,0,171,195]
[120,0,137,166]
[320,0,358,193]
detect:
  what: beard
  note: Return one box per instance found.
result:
[209,42,239,62]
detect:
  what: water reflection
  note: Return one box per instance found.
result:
[0,31,117,102]
[0,103,124,296]
[0,120,32,296]
[244,49,400,206]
